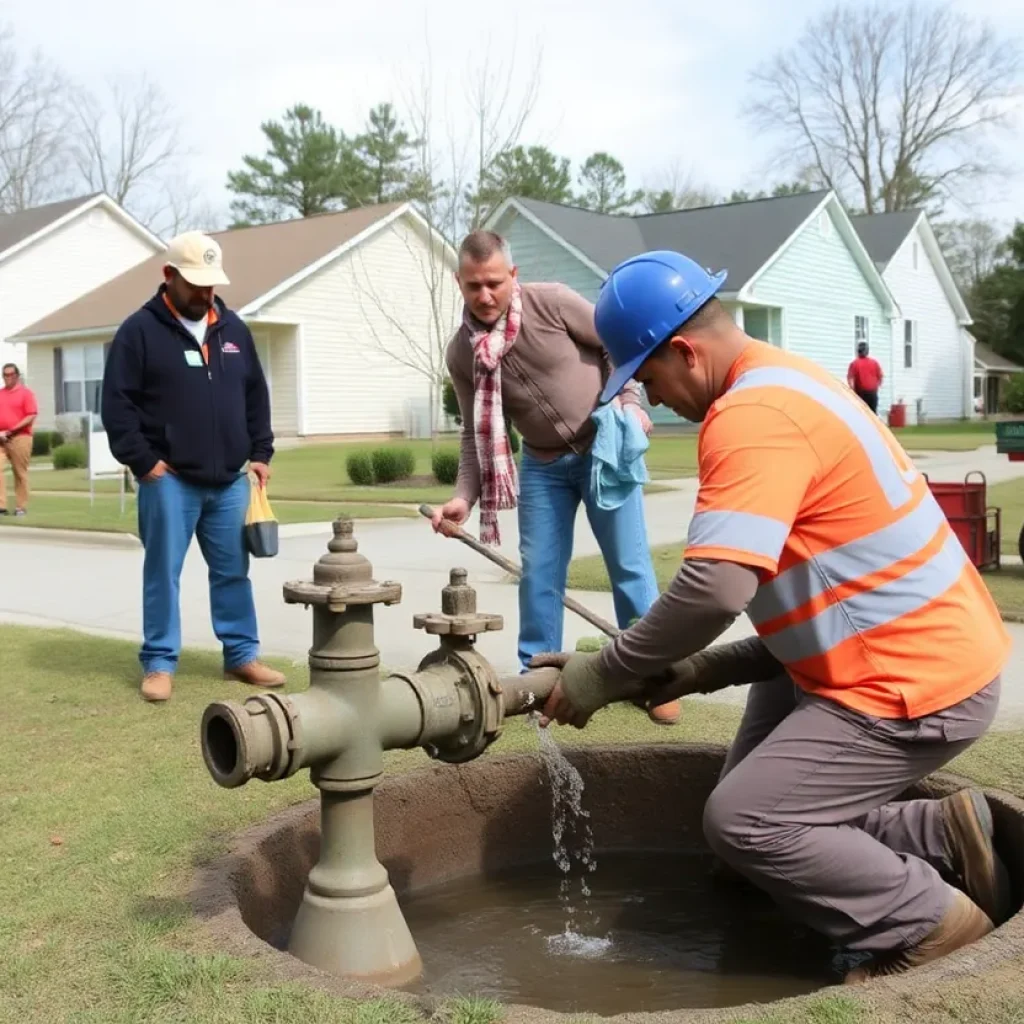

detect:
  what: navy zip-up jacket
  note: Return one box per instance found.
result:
[101,287,274,486]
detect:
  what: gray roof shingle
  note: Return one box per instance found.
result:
[974,341,1022,373]
[514,190,831,289]
[849,210,922,269]
[0,193,100,258]
[14,201,407,338]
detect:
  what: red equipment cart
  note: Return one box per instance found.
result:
[923,470,1001,572]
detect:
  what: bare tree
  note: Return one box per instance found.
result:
[743,1,1024,214]
[463,37,543,230]
[937,218,1006,294]
[68,73,205,235]
[0,26,71,212]
[341,31,543,442]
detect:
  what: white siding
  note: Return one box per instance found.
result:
[251,323,299,437]
[884,224,968,423]
[263,214,461,437]
[25,342,57,428]
[0,203,158,375]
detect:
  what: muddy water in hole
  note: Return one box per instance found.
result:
[400,851,841,1015]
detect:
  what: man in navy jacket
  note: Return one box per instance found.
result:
[102,231,285,702]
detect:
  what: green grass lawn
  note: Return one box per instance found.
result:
[2,623,1023,1024]
[892,420,996,451]
[16,436,678,504]
[0,494,416,534]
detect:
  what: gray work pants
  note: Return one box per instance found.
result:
[703,674,1001,953]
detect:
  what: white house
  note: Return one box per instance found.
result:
[0,193,164,374]
[852,210,974,424]
[11,202,462,440]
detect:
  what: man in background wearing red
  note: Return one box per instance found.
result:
[847,341,884,414]
[0,363,38,517]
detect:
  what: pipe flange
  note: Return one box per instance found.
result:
[282,579,403,611]
[416,646,504,763]
[200,692,302,788]
[412,611,503,636]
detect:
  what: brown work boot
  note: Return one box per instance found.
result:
[843,887,993,983]
[648,699,681,725]
[632,696,681,725]
[941,787,1013,926]
[224,660,286,688]
[140,671,173,702]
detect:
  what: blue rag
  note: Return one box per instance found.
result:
[589,403,650,511]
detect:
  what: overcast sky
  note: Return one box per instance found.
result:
[6,0,1024,233]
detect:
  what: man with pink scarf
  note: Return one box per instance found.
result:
[431,230,678,725]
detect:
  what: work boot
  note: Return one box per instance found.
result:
[225,660,286,688]
[843,887,993,983]
[140,671,173,702]
[648,699,681,725]
[941,787,1013,925]
[632,696,681,725]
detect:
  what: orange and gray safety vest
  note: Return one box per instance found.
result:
[684,340,1010,720]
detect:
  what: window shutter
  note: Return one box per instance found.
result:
[53,347,65,415]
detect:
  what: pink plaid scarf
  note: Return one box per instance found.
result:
[469,280,523,545]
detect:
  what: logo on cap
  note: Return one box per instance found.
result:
[203,249,216,265]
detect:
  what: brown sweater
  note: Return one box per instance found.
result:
[446,282,643,505]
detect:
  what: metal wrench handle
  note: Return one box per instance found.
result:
[419,503,621,640]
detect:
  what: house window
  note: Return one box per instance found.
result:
[912,241,919,271]
[854,315,869,352]
[61,343,106,415]
[903,320,917,369]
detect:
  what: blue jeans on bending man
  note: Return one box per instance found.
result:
[517,448,673,719]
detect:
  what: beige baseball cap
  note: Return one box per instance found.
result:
[164,231,230,287]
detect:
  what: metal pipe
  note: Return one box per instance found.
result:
[419,503,621,639]
[498,667,563,715]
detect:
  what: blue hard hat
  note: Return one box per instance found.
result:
[595,250,728,404]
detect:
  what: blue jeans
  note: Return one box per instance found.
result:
[516,448,658,671]
[136,471,259,674]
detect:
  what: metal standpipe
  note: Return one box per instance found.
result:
[198,516,560,987]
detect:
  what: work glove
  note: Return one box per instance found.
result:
[529,637,783,727]
[527,651,639,729]
[642,637,783,708]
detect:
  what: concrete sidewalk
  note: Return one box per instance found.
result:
[3,442,1024,725]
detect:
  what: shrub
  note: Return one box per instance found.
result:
[371,446,415,484]
[346,451,375,486]
[432,449,460,485]
[394,447,416,480]
[32,429,64,457]
[52,441,87,470]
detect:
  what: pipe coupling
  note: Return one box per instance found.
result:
[200,692,301,788]
[405,645,505,764]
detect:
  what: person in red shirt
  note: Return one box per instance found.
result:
[0,363,38,516]
[847,342,884,414]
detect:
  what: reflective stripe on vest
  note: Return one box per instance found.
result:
[757,527,968,664]
[748,492,949,627]
[686,509,790,563]
[730,366,916,509]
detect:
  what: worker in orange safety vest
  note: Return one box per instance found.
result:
[531,249,1013,982]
